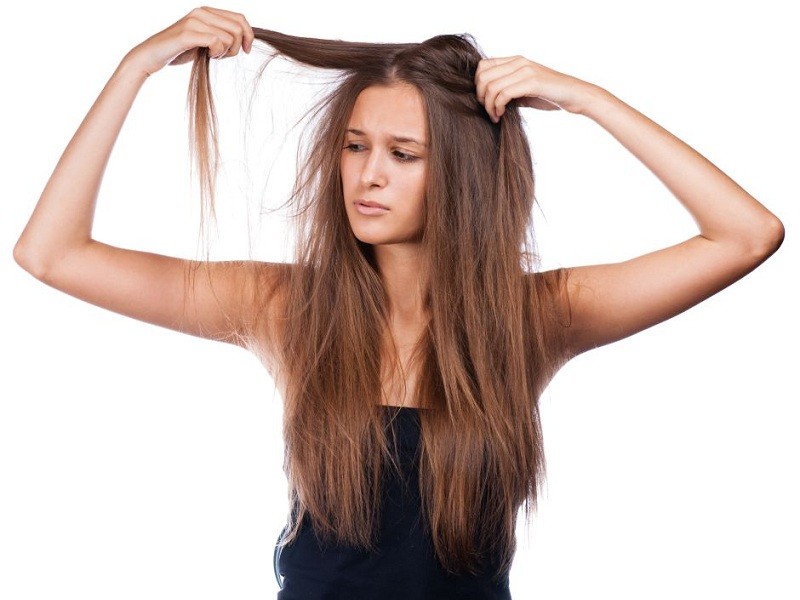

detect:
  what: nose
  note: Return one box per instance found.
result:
[360,149,387,189]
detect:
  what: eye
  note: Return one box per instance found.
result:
[393,150,418,162]
[343,143,418,163]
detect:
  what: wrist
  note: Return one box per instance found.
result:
[573,84,616,118]
[116,49,154,82]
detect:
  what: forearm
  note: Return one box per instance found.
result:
[576,85,784,253]
[13,54,150,275]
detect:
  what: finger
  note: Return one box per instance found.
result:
[483,63,530,123]
[198,26,236,59]
[475,56,526,105]
[476,56,518,74]
[183,16,235,58]
[474,56,517,103]
[483,65,536,121]
[181,29,234,60]
[490,77,542,120]
[187,7,246,57]
[199,6,255,53]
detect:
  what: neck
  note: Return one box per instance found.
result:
[373,242,427,324]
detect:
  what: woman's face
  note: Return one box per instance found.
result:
[341,82,428,245]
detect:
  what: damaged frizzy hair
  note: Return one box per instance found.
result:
[185,28,570,580]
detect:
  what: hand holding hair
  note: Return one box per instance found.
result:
[475,55,596,120]
[124,6,255,77]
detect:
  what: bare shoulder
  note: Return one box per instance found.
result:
[523,268,574,377]
[243,260,293,358]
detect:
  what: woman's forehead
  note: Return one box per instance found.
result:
[347,84,428,142]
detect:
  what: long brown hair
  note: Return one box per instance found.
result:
[186,29,570,580]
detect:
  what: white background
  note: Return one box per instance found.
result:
[2,1,797,598]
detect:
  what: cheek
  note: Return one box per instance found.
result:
[413,170,427,204]
[340,157,354,185]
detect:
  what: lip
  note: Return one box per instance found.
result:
[356,199,389,209]
[354,200,390,216]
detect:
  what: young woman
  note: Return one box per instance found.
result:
[13,6,784,599]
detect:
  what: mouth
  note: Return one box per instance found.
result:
[354,200,390,215]
[355,200,389,210]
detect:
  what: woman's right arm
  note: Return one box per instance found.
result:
[12,8,274,349]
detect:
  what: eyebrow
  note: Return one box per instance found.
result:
[346,128,427,148]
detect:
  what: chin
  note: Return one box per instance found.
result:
[348,222,420,246]
[352,231,391,246]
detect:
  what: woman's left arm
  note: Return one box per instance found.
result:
[476,56,785,358]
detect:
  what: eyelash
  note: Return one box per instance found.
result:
[343,143,418,163]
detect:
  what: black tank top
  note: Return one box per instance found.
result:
[273,406,512,599]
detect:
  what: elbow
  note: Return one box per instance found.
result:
[13,241,29,270]
[744,215,785,263]
[13,242,47,280]
[756,215,785,258]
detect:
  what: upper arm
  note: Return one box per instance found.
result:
[29,240,286,351]
[547,234,780,359]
